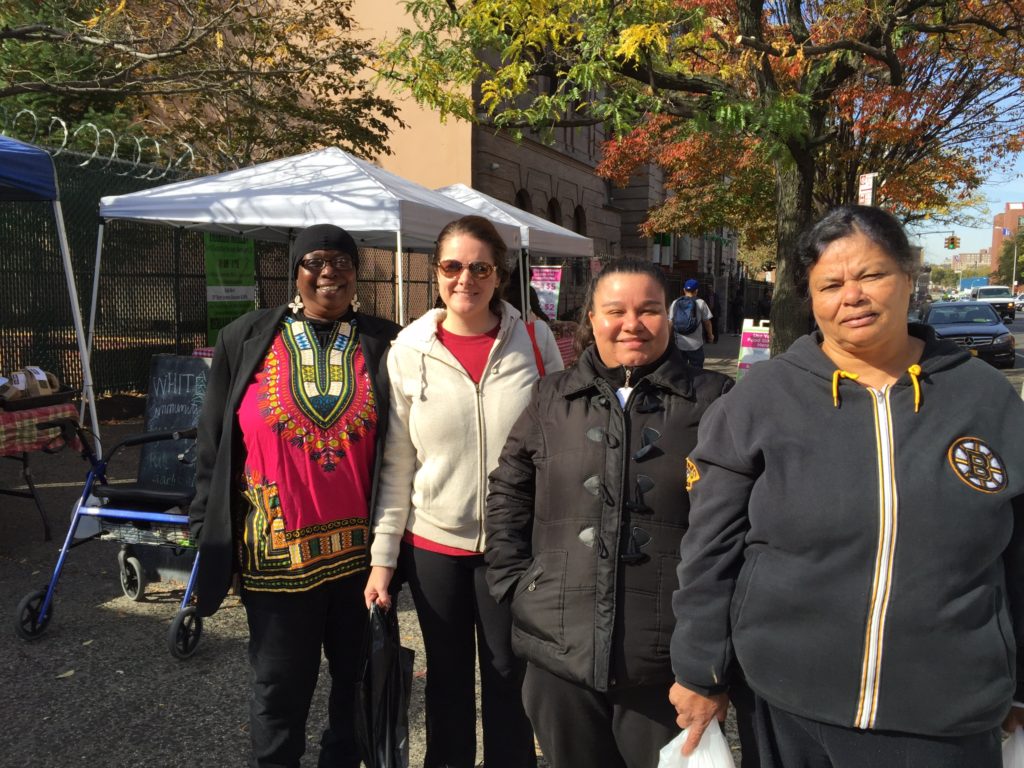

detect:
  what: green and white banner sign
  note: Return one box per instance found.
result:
[204,233,256,345]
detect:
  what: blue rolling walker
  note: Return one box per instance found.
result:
[13,418,204,658]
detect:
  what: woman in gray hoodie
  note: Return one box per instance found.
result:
[670,205,1024,767]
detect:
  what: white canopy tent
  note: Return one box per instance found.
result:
[96,147,522,331]
[436,183,594,312]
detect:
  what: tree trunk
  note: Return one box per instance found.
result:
[769,154,815,356]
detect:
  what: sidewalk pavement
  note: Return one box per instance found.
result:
[703,331,743,379]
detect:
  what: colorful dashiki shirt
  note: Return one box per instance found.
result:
[236,315,377,593]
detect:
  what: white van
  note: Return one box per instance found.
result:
[969,285,1016,321]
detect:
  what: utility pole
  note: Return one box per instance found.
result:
[1012,236,1018,293]
[1001,226,1019,292]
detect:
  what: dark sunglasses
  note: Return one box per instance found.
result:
[301,256,356,273]
[437,259,495,279]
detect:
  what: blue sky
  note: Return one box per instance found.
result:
[907,154,1024,265]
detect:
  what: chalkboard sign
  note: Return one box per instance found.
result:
[138,355,209,492]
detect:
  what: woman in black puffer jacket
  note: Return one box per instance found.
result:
[484,259,736,768]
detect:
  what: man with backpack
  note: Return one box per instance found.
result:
[670,278,715,368]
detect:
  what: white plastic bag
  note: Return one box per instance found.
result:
[657,718,736,768]
[1005,727,1024,768]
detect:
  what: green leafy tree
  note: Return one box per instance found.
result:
[0,0,141,137]
[1,0,401,170]
[374,0,1024,351]
[927,265,955,291]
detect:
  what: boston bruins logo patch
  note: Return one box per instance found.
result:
[685,458,701,492]
[947,437,1007,494]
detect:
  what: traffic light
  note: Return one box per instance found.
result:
[944,236,953,249]
[951,235,960,249]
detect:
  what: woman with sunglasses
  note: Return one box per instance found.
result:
[189,224,400,767]
[484,259,736,768]
[365,215,562,768]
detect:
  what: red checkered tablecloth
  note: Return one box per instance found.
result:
[555,336,577,367]
[550,320,579,368]
[0,402,80,457]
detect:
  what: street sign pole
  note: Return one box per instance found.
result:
[1012,238,1018,292]
[858,173,877,206]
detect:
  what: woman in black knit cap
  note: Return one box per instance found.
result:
[189,224,400,768]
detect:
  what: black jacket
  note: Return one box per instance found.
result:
[673,326,1024,736]
[188,306,400,617]
[485,344,733,691]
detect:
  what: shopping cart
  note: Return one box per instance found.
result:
[13,418,204,658]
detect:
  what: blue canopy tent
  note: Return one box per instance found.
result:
[0,135,100,441]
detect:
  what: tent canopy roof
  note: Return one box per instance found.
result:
[99,148,520,251]
[0,135,58,202]
[436,183,593,259]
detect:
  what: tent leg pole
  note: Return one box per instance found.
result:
[85,222,104,455]
[396,232,405,326]
[54,202,101,451]
[520,249,529,318]
[86,224,104,367]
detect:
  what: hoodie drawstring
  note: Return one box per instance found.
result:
[831,369,860,408]
[830,365,923,412]
[907,364,922,413]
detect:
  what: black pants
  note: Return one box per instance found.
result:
[681,347,706,369]
[401,542,537,768]
[521,663,678,768]
[754,697,1002,768]
[242,574,367,768]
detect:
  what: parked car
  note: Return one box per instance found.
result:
[921,301,1016,368]
[1015,293,1024,312]
[969,285,1016,321]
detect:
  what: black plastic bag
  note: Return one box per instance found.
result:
[354,604,415,768]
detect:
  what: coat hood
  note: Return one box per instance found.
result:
[776,323,971,410]
[393,300,523,354]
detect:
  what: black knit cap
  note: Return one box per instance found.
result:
[289,224,360,278]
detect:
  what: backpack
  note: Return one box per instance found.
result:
[672,296,700,335]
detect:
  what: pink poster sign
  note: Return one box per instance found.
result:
[530,266,563,320]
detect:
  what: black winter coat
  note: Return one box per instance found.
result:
[485,345,733,691]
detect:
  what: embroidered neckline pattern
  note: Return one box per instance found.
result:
[258,316,376,471]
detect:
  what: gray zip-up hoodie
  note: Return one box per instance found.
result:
[671,324,1024,736]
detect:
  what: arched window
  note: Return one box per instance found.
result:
[547,198,562,226]
[515,188,532,214]
[573,205,587,236]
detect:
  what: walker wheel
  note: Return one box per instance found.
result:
[14,588,53,640]
[168,606,202,659]
[118,552,146,602]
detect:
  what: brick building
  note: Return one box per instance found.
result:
[991,202,1024,275]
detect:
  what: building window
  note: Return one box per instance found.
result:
[548,198,562,226]
[515,188,532,214]
[573,205,587,236]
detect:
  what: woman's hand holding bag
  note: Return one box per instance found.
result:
[657,719,735,768]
